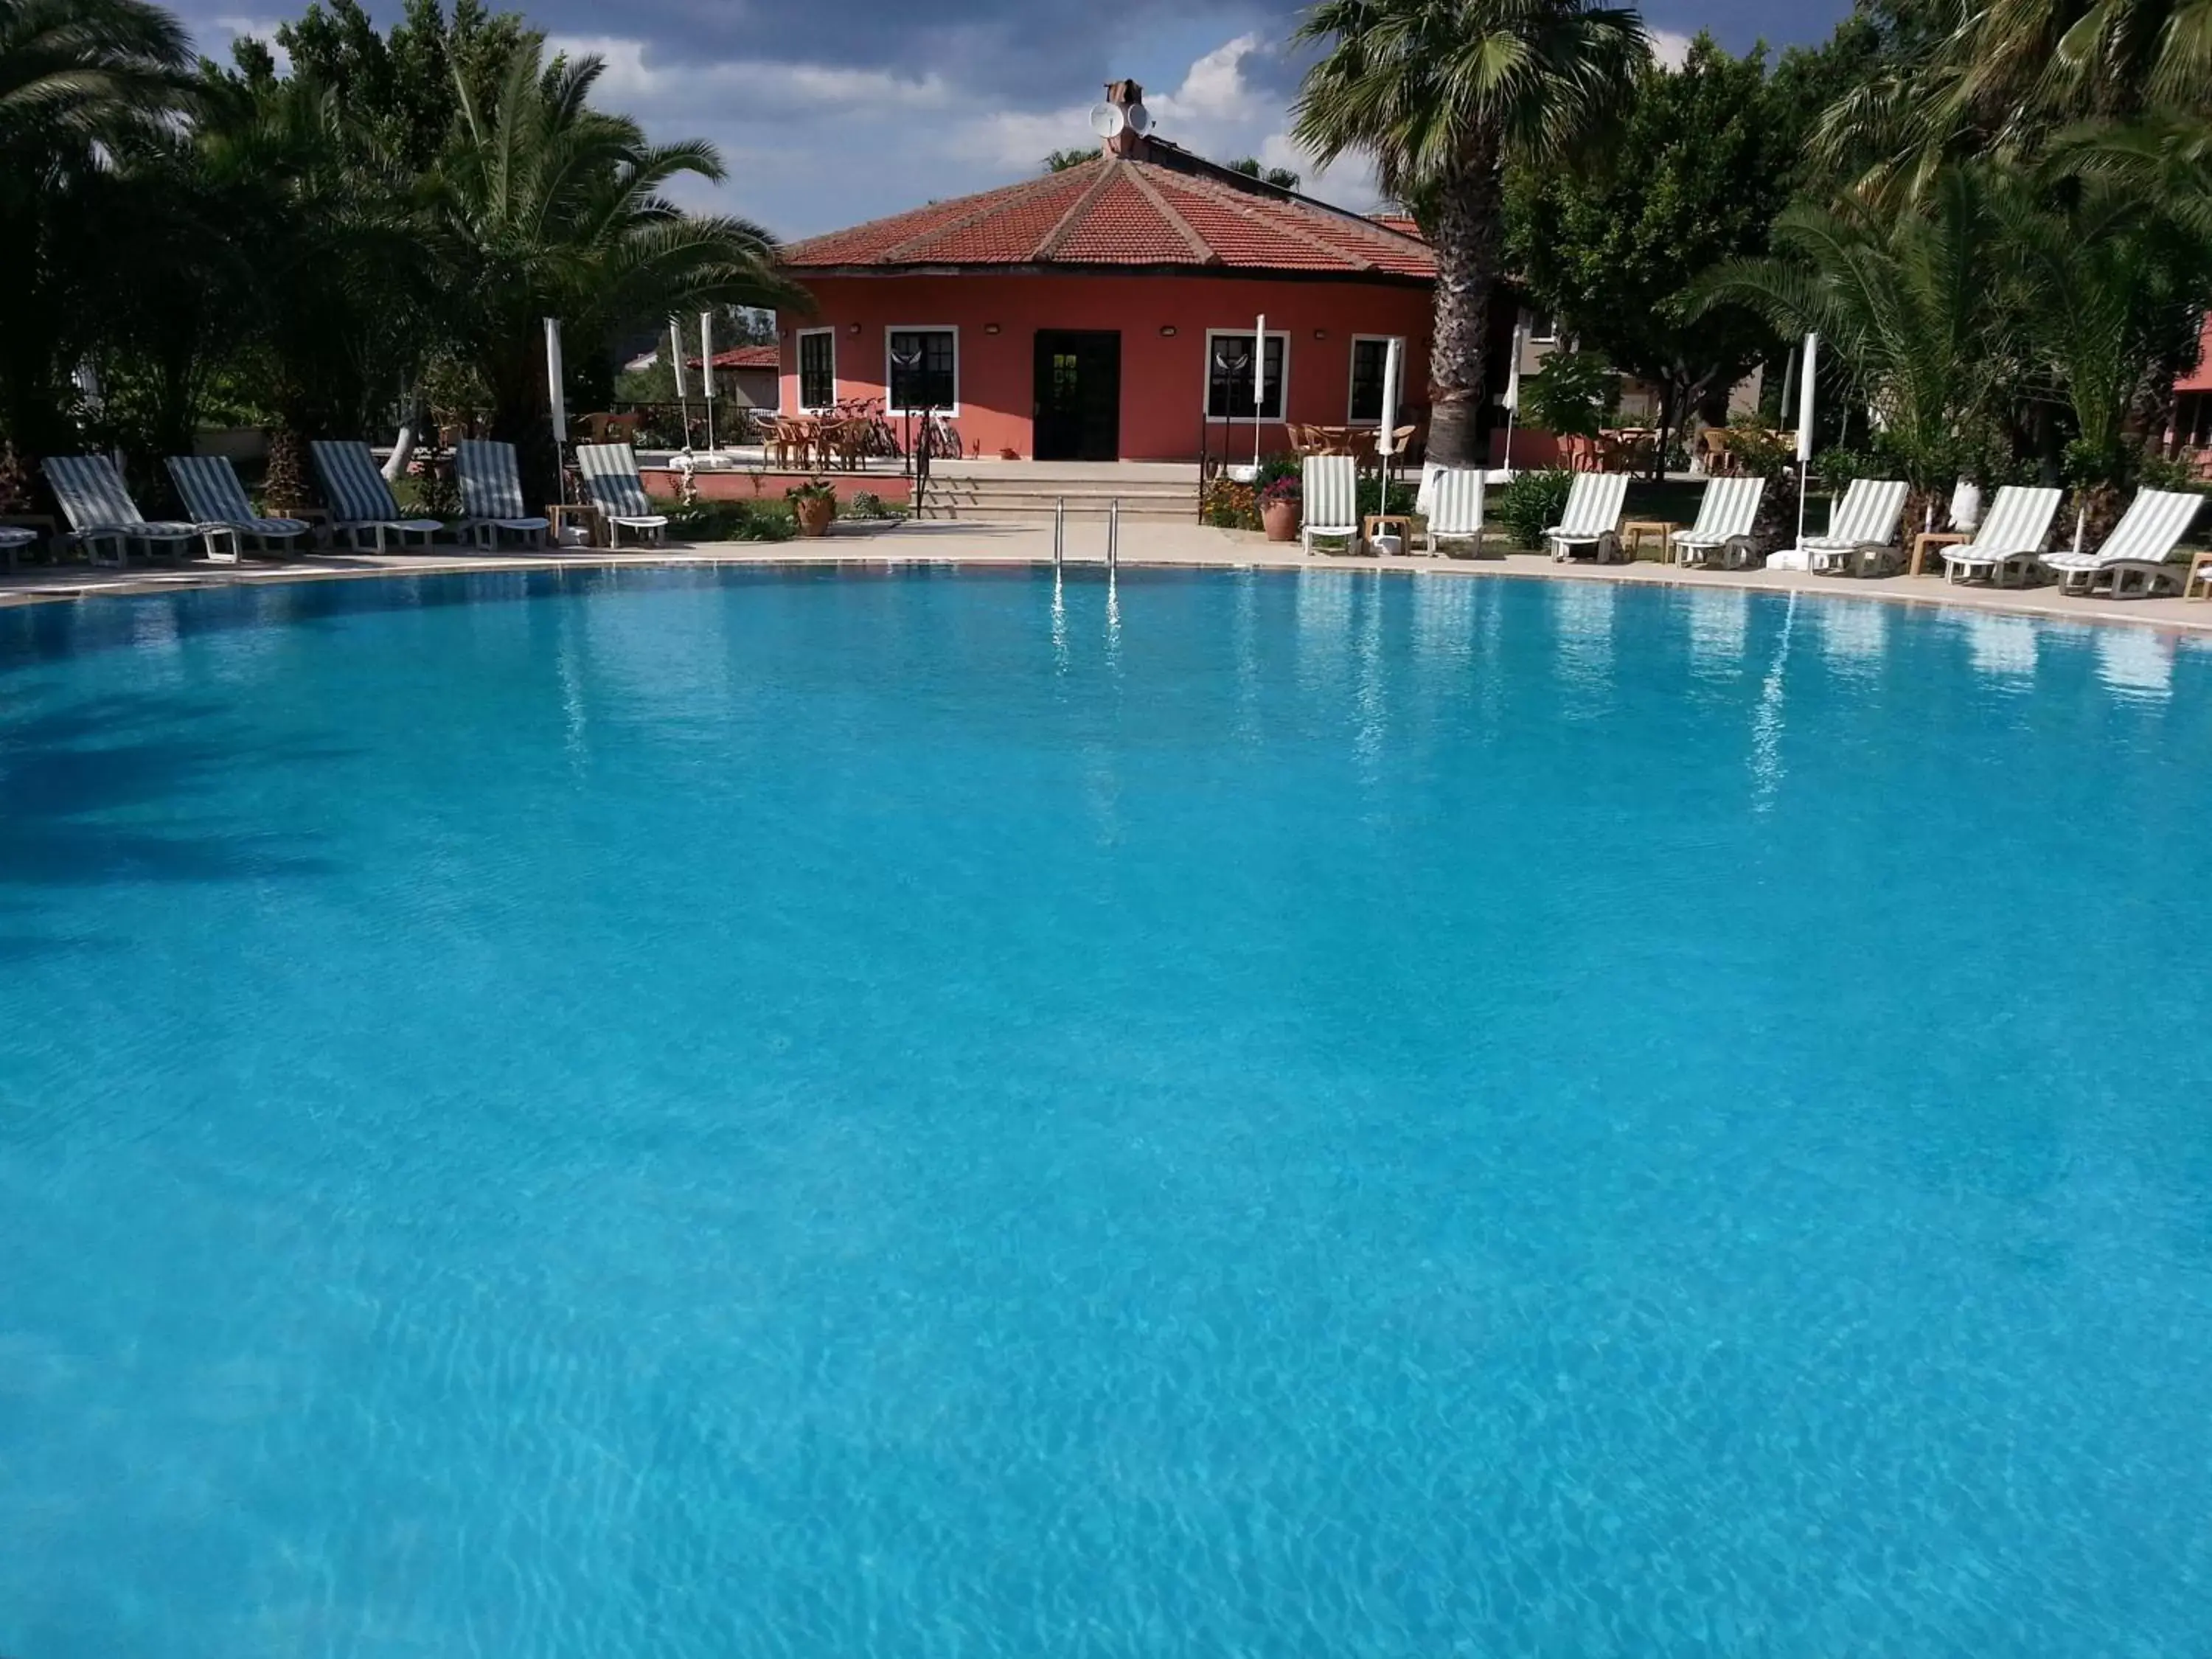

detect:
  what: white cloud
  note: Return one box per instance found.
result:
[1649,28,1694,70]
[532,31,1388,235]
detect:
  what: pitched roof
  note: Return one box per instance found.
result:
[710,345,779,369]
[782,141,1435,282]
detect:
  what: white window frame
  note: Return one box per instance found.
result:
[1527,310,1558,344]
[795,327,837,414]
[1201,327,1290,424]
[884,325,959,416]
[1346,334,1400,426]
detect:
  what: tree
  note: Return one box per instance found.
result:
[1292,0,1647,467]
[0,0,196,454]
[1693,166,2020,526]
[1042,147,1093,173]
[1506,34,1795,475]
[1815,0,2212,198]
[1987,166,2209,533]
[420,38,801,507]
[1227,156,1301,189]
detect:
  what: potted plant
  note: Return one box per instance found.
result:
[1259,475,1302,541]
[786,478,838,538]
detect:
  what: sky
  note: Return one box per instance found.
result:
[190,0,1857,240]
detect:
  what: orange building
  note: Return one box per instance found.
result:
[775,80,1438,465]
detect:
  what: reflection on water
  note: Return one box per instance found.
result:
[1750,592,1797,813]
[1050,571,1068,673]
[1410,572,1478,667]
[1104,572,1121,667]
[1551,581,1616,695]
[1964,612,2039,682]
[1685,588,1749,677]
[1818,602,1888,674]
[1295,568,1354,686]
[1354,574,1386,765]
[2096,627,2174,703]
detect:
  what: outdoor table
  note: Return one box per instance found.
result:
[1620,518,1677,562]
[1910,530,1972,577]
[1363,513,1413,555]
[2186,549,2212,601]
[548,502,602,548]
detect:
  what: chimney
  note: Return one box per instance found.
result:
[1103,78,1147,160]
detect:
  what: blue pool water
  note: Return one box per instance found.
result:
[3,566,2210,1657]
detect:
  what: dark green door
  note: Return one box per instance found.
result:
[1032,331,1121,461]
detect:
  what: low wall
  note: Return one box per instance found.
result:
[640,469,913,506]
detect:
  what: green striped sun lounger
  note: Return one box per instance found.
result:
[2042,489,2204,598]
[575,444,670,546]
[167,456,314,555]
[455,439,550,550]
[44,454,221,566]
[310,440,444,552]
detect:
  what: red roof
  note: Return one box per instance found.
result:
[1371,214,1424,240]
[782,141,1434,282]
[695,344,779,369]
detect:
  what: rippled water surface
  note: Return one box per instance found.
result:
[4,566,2211,1658]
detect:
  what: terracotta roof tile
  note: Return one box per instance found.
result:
[709,345,779,369]
[780,145,1435,281]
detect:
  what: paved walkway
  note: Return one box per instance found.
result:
[4,519,2208,638]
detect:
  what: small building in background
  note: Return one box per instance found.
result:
[703,344,781,411]
[773,79,1436,463]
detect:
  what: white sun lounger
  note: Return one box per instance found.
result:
[1301,455,1360,555]
[2042,490,2203,598]
[1806,478,1911,575]
[311,440,444,552]
[455,439,550,549]
[1418,466,1486,554]
[1940,486,2063,587]
[43,454,220,566]
[574,443,670,546]
[1670,476,1767,568]
[1545,472,1630,563]
[166,456,315,555]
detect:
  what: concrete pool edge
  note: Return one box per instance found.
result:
[4,523,2211,641]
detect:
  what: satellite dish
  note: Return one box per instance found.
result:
[1124,101,1153,136]
[1089,102,1127,139]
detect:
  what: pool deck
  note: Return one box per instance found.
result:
[4,518,2210,638]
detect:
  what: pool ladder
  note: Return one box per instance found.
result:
[1051,498,1119,571]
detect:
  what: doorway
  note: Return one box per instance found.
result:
[1032,331,1121,461]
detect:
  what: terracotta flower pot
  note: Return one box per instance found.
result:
[1261,499,1301,542]
[793,496,835,538]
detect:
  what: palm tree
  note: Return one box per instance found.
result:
[1694,166,2019,526]
[1815,0,2212,199]
[421,38,803,507]
[0,0,195,453]
[1291,0,1646,466]
[1987,166,2209,536]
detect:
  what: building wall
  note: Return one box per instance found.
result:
[778,273,1433,462]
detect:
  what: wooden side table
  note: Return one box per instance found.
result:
[548,503,602,549]
[1362,513,1413,555]
[1620,519,1677,562]
[1910,530,1972,577]
[2185,549,2212,601]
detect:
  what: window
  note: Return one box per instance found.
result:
[1527,311,1557,344]
[1205,331,1286,420]
[1349,336,1398,423]
[797,329,835,411]
[886,327,957,413]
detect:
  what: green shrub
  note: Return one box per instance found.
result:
[2135,448,2211,494]
[1523,349,1618,441]
[662,499,795,542]
[845,490,905,520]
[1494,469,1573,549]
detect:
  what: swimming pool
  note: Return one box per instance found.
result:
[3,566,2208,1656]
